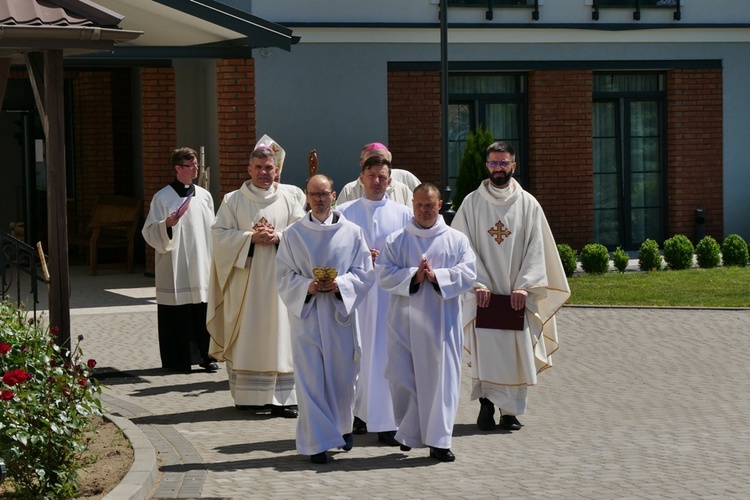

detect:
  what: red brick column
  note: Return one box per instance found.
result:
[387,70,441,186]
[74,71,115,234]
[141,67,177,275]
[666,68,723,243]
[528,70,594,250]
[216,59,256,197]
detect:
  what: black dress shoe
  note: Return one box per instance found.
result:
[400,444,411,452]
[341,433,353,451]
[352,416,368,434]
[310,452,328,464]
[377,431,400,446]
[271,405,298,418]
[199,361,219,372]
[477,397,496,430]
[498,414,522,431]
[429,447,456,462]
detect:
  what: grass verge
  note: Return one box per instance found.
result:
[567,266,750,307]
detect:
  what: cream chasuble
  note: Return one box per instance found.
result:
[207,181,304,405]
[452,179,570,414]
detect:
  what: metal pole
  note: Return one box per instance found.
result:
[439,0,455,223]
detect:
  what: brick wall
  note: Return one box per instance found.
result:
[216,58,256,197]
[387,70,441,186]
[73,70,115,234]
[528,70,594,250]
[666,68,723,243]
[141,67,177,274]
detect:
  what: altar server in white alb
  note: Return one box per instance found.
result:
[451,141,570,432]
[276,174,375,465]
[336,143,415,207]
[207,137,305,418]
[142,147,217,373]
[376,183,476,462]
[337,153,412,445]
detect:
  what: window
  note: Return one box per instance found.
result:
[593,73,666,250]
[448,74,526,192]
[594,0,677,6]
[448,1,534,6]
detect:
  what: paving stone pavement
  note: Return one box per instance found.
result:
[14,265,750,499]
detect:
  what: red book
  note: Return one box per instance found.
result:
[475,294,525,331]
[175,194,193,219]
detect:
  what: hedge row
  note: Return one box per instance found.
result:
[556,234,750,277]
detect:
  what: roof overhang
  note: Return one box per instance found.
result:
[80,0,297,59]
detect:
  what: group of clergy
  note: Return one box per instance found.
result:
[142,137,570,466]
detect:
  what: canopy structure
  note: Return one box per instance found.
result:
[0,0,143,346]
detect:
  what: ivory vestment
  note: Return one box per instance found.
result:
[336,178,413,207]
[338,197,412,432]
[452,179,570,415]
[376,216,476,449]
[276,212,374,455]
[207,181,304,406]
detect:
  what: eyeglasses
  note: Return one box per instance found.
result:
[486,160,514,169]
[179,161,198,168]
[307,191,333,199]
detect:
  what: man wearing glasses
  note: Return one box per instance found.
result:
[142,147,218,373]
[276,174,374,464]
[452,141,570,432]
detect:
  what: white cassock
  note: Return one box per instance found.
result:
[390,168,421,191]
[336,178,413,207]
[276,211,374,456]
[142,183,213,306]
[376,216,476,450]
[207,181,305,406]
[338,197,412,432]
[452,178,570,415]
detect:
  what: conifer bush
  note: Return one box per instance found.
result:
[663,234,695,271]
[612,246,629,273]
[453,126,495,210]
[557,243,578,278]
[580,243,610,274]
[695,235,721,269]
[721,234,749,267]
[638,239,663,271]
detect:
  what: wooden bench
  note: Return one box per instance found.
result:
[70,196,142,275]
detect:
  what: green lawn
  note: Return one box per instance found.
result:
[567,266,750,307]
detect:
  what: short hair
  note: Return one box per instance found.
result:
[413,182,441,198]
[361,154,392,175]
[250,147,276,164]
[305,174,334,192]
[486,141,515,160]
[170,147,197,167]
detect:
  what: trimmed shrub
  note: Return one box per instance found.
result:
[721,234,749,267]
[612,246,629,273]
[638,239,663,271]
[663,234,695,271]
[557,243,578,278]
[696,235,721,269]
[580,243,610,274]
[453,126,495,210]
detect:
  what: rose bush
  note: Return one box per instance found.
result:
[0,300,102,499]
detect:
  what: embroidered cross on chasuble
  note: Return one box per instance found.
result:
[488,220,511,244]
[253,217,271,231]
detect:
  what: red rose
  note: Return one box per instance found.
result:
[50,326,60,336]
[78,377,88,387]
[2,369,31,386]
[87,359,97,368]
[0,342,10,355]
[1,390,13,400]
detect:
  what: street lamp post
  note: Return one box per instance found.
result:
[439,0,455,224]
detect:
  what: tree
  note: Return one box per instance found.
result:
[453,126,494,210]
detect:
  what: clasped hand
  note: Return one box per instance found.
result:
[252,226,278,245]
[415,257,436,284]
[308,279,339,295]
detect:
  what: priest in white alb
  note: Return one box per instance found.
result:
[276,174,374,465]
[337,154,412,445]
[376,183,476,462]
[452,141,570,432]
[207,136,305,418]
[142,147,217,373]
[336,143,415,206]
